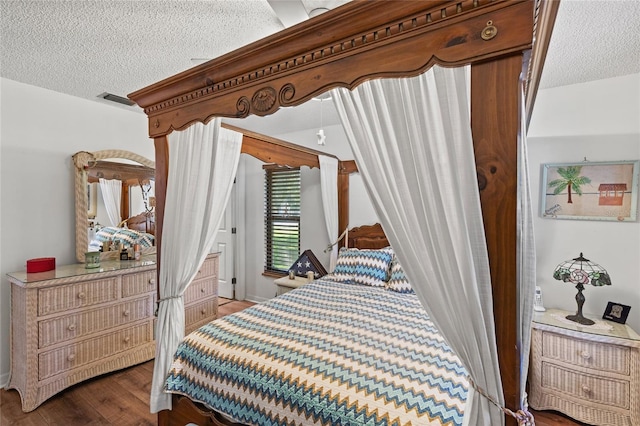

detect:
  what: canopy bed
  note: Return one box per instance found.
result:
[128,1,559,425]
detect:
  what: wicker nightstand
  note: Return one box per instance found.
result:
[529,308,640,425]
[274,276,308,296]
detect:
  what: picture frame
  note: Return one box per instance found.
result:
[540,160,639,221]
[602,301,631,324]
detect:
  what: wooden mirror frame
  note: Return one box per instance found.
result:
[72,150,156,263]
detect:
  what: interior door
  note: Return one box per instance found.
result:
[212,181,236,299]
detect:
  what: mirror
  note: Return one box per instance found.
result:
[73,150,156,263]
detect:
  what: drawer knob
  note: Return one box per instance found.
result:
[67,324,76,331]
[123,310,130,317]
[201,288,205,293]
[201,309,206,315]
[77,292,86,299]
[582,385,591,394]
[123,336,131,343]
[67,353,76,362]
[148,278,156,285]
[580,351,591,360]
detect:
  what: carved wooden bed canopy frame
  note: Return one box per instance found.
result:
[128,1,559,424]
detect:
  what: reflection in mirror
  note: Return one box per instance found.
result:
[73,150,156,263]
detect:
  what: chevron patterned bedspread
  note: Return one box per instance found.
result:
[165,279,468,425]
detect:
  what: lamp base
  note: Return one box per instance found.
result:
[566,313,595,326]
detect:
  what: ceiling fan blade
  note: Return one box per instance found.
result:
[267,0,309,28]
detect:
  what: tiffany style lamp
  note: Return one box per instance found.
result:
[553,253,612,325]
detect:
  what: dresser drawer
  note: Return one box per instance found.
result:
[542,331,630,375]
[185,299,217,328]
[38,297,152,348]
[541,362,630,409]
[38,322,151,380]
[193,256,218,281]
[184,278,217,305]
[38,278,118,316]
[122,270,157,297]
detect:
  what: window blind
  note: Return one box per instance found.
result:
[264,166,300,274]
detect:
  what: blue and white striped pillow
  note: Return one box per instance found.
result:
[386,256,414,293]
[331,247,393,287]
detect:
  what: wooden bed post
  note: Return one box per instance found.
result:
[121,183,130,222]
[338,160,357,248]
[154,136,168,293]
[471,54,523,426]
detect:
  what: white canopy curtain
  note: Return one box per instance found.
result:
[518,84,537,411]
[332,65,505,426]
[99,178,122,226]
[150,118,243,413]
[319,155,339,271]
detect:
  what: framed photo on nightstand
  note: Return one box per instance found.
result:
[603,301,631,324]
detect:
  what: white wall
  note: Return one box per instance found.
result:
[0,78,153,386]
[528,73,640,331]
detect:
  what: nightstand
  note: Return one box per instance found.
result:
[274,276,308,296]
[529,308,640,426]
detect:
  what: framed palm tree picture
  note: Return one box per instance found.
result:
[541,160,639,221]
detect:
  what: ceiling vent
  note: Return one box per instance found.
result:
[98,92,136,107]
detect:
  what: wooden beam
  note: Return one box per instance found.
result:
[338,160,358,247]
[240,134,320,169]
[154,136,169,296]
[86,160,154,182]
[121,184,130,222]
[471,55,523,426]
[224,123,336,163]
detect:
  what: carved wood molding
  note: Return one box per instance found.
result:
[130,0,535,138]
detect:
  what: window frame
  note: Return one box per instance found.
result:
[264,165,301,275]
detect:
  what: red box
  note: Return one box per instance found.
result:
[26,257,56,273]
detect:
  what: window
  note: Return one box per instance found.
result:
[264,165,300,274]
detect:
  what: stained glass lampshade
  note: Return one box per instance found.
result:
[553,253,612,325]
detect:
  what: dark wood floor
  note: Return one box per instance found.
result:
[1,298,585,426]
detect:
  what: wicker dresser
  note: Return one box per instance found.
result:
[529,308,640,425]
[6,253,218,412]
[184,253,219,335]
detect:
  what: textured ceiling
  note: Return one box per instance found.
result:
[539,0,640,89]
[1,0,639,135]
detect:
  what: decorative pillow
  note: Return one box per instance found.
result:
[386,256,414,293]
[331,247,393,287]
